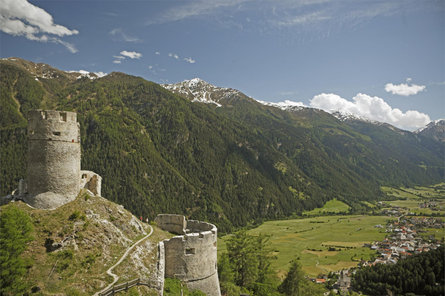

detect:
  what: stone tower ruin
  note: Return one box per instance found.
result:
[24,110,81,208]
[14,109,102,209]
[155,214,221,296]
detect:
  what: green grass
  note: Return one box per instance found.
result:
[219,215,388,278]
[4,191,170,295]
[381,183,445,216]
[361,201,376,208]
[421,228,445,241]
[382,183,445,200]
[302,198,351,216]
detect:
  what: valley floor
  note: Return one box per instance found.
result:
[219,183,445,279]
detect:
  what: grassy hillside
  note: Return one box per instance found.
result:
[1,58,443,232]
[0,191,170,295]
[303,198,351,216]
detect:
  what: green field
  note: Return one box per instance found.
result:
[303,198,351,216]
[382,183,445,200]
[219,215,388,278]
[382,183,445,216]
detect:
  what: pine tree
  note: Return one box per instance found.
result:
[0,205,34,294]
[278,259,305,296]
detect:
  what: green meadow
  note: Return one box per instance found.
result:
[382,183,445,200]
[381,183,445,215]
[219,215,388,278]
[303,198,351,216]
[218,184,444,279]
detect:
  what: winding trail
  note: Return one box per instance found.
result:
[94,225,154,296]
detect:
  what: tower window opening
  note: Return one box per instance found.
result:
[185,248,195,255]
[53,131,61,136]
[60,112,67,122]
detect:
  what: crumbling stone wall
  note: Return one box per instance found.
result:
[25,110,81,208]
[80,170,102,196]
[155,214,186,235]
[156,214,221,296]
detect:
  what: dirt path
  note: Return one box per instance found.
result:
[94,225,154,296]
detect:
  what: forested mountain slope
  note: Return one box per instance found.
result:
[1,58,443,231]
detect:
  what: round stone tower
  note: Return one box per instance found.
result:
[25,110,81,209]
[155,214,221,296]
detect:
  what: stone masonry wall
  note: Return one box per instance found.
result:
[156,214,221,296]
[80,170,102,196]
[155,214,186,235]
[25,110,81,209]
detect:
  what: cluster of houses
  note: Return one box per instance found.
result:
[315,211,444,295]
[419,200,439,210]
[363,216,443,266]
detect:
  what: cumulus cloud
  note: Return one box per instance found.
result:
[310,93,430,130]
[155,51,160,55]
[112,51,142,64]
[0,0,78,52]
[385,79,426,96]
[109,28,141,42]
[184,57,196,64]
[120,50,142,59]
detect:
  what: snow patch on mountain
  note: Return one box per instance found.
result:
[162,78,244,107]
[415,119,445,133]
[257,99,306,111]
[66,70,107,79]
[331,111,369,122]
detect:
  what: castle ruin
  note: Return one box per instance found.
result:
[2,110,221,295]
[155,214,221,296]
[18,110,101,209]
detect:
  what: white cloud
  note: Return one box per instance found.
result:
[275,11,331,27]
[168,53,179,59]
[385,81,426,96]
[310,93,430,130]
[184,57,196,64]
[147,0,250,25]
[147,0,403,34]
[113,60,122,64]
[109,28,141,43]
[155,51,160,55]
[54,39,78,54]
[166,53,196,64]
[0,0,78,52]
[120,50,142,59]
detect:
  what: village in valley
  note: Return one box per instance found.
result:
[316,188,445,295]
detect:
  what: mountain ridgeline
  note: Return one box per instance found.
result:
[1,58,443,231]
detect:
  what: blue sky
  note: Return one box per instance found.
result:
[1,0,444,130]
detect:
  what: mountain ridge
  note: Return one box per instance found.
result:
[1,58,443,231]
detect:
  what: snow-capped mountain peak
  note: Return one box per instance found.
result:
[66,70,107,80]
[257,99,306,111]
[162,78,246,107]
[415,119,445,142]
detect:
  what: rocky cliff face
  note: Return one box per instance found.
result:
[416,120,445,142]
[162,78,252,107]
